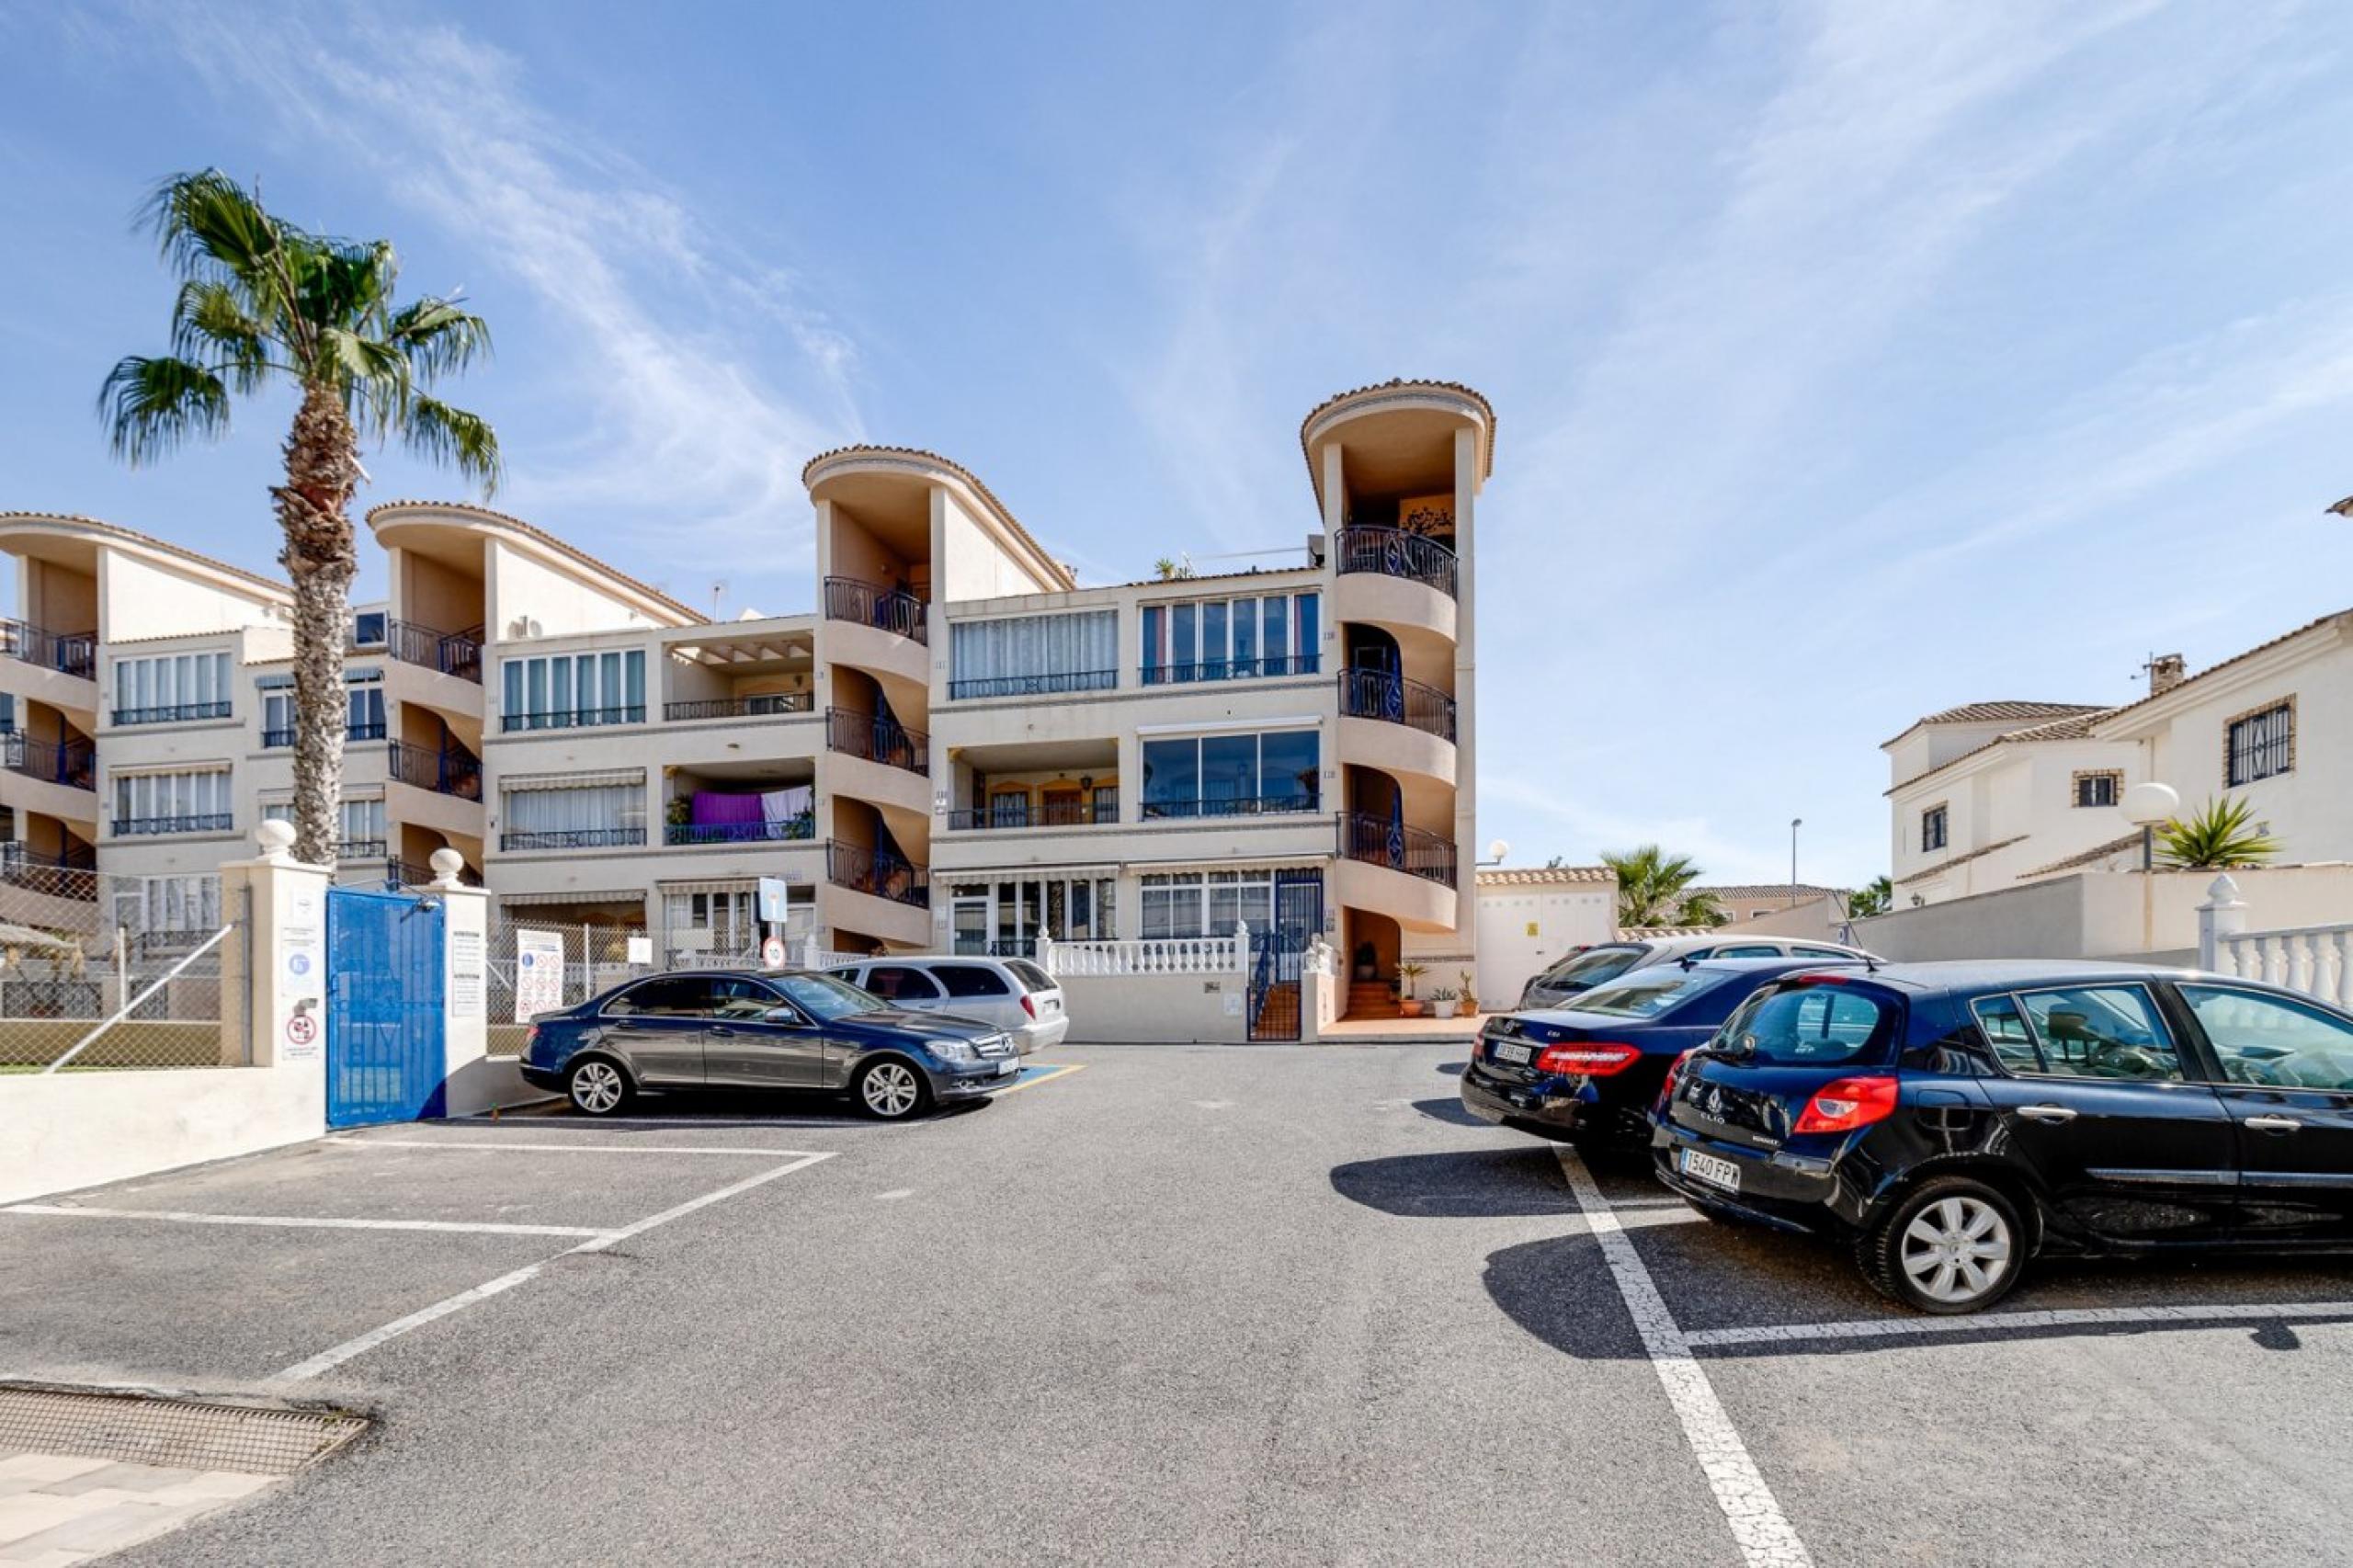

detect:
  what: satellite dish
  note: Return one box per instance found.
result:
[1487,838,1509,865]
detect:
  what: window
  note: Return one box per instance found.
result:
[1711,944,1782,958]
[2181,985,2353,1091]
[1718,986,1891,1066]
[1574,971,1717,1019]
[1921,804,1949,853]
[2005,984,2182,1081]
[1006,960,1056,994]
[499,650,647,731]
[949,610,1117,699]
[112,768,232,834]
[351,610,388,648]
[1141,730,1319,817]
[1971,994,2042,1074]
[660,887,812,961]
[948,878,1114,953]
[933,963,1011,998]
[710,978,787,1020]
[1141,869,1287,939]
[1142,590,1321,683]
[111,874,222,937]
[2227,700,2293,787]
[1533,947,1646,992]
[260,670,384,745]
[2074,771,2120,809]
[501,781,645,849]
[864,965,943,1003]
[113,651,233,723]
[605,976,724,1017]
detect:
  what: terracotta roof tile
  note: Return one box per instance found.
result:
[1895,835,2030,886]
[1298,379,1497,485]
[2017,832,2143,880]
[2092,608,2353,732]
[800,445,1074,592]
[1477,865,1615,886]
[0,511,290,601]
[1885,708,2119,794]
[1881,700,2104,749]
[366,501,700,623]
[1690,883,1847,901]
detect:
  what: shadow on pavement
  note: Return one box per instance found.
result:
[1330,1148,1574,1218]
[1411,1096,1488,1128]
[512,1089,995,1127]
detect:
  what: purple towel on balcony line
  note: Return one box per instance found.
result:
[692,790,766,826]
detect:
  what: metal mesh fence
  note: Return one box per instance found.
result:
[0,858,248,1071]
[0,1385,365,1475]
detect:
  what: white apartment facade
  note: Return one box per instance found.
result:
[0,380,1489,1020]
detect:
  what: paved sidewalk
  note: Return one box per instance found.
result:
[0,1452,273,1563]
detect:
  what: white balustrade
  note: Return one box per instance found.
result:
[1047,936,1244,977]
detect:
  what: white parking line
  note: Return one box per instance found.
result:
[336,1139,826,1157]
[274,1151,835,1382]
[1554,1146,1813,1568]
[3,1204,608,1239]
[1686,1298,2353,1350]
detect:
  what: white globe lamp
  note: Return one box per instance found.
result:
[2120,781,2180,871]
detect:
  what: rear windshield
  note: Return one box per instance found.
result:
[1714,983,1893,1066]
[1534,947,1644,992]
[1006,960,1055,993]
[1570,969,1724,1019]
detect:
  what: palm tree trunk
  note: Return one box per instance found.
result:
[276,382,361,867]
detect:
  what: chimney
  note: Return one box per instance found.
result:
[2148,653,2187,697]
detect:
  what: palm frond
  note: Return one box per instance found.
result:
[169,279,273,392]
[402,393,503,495]
[388,296,494,379]
[142,170,283,298]
[97,355,231,466]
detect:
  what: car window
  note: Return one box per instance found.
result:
[604,975,724,1018]
[865,965,943,1002]
[1006,960,1056,993]
[1571,970,1724,1019]
[1718,984,1891,1066]
[2010,984,2182,1082]
[1969,994,2042,1074]
[934,963,1012,998]
[2181,985,2353,1091]
[767,972,889,1022]
[1533,948,1644,991]
[1790,945,1855,960]
[825,965,865,985]
[710,978,787,1020]
[1712,944,1782,959]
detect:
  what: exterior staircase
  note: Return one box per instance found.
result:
[1345,980,1401,1020]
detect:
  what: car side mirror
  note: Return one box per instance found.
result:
[766,1006,811,1028]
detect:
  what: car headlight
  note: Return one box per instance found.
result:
[925,1038,977,1062]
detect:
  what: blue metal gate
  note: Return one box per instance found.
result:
[1247,870,1324,1042]
[325,886,447,1128]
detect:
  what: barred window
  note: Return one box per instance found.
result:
[1921,804,1949,853]
[2074,772,2120,809]
[2227,702,2292,787]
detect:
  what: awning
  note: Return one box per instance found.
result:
[653,874,814,895]
[494,888,647,909]
[497,769,645,792]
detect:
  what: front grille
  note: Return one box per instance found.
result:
[977,1034,1014,1059]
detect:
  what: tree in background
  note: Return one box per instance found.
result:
[101,170,499,864]
[2157,796,2280,869]
[1847,875,1893,919]
[1601,845,1725,928]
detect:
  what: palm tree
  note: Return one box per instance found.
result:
[1847,875,1893,919]
[1601,844,1723,928]
[100,170,499,865]
[2157,796,2280,869]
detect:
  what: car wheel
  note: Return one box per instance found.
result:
[566,1057,632,1118]
[857,1058,930,1120]
[1858,1176,2024,1314]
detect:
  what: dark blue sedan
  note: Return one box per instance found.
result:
[520,969,1020,1119]
[1459,957,1868,1146]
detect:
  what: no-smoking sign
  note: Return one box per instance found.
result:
[285,1012,319,1047]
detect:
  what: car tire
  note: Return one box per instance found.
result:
[566,1056,632,1118]
[856,1057,931,1121]
[1684,1200,1742,1226]
[1857,1176,2025,1314]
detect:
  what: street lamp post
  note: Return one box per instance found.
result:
[1790,817,1802,907]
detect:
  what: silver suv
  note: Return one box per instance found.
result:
[826,956,1070,1055]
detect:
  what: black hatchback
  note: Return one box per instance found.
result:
[1653,960,2353,1312]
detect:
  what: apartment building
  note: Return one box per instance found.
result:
[0,379,1488,1019]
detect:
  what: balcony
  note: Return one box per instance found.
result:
[336,837,390,858]
[1140,791,1319,822]
[1141,653,1319,687]
[389,619,484,683]
[665,816,816,846]
[1336,811,1457,888]
[826,708,928,774]
[948,790,1120,831]
[823,577,926,644]
[1334,525,1458,600]
[387,739,483,801]
[500,705,646,734]
[501,825,646,852]
[3,734,95,791]
[665,693,814,722]
[112,701,232,726]
[0,620,97,680]
[1337,668,1457,743]
[262,719,391,748]
[947,669,1117,701]
[112,812,234,837]
[826,839,928,907]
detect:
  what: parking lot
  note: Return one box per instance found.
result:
[6,1044,2353,1565]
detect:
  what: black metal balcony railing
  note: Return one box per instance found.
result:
[1334,525,1459,600]
[0,841,98,893]
[1141,653,1321,687]
[664,693,815,722]
[1336,811,1458,888]
[665,816,816,846]
[500,706,646,733]
[112,812,235,837]
[826,839,929,908]
[112,701,233,726]
[946,669,1118,701]
[823,576,927,644]
[263,719,389,749]
[948,791,1120,831]
[1141,791,1319,822]
[387,739,483,801]
[388,619,484,683]
[1337,667,1459,744]
[3,733,96,791]
[0,620,97,680]
[335,838,390,859]
[500,825,647,852]
[825,708,928,774]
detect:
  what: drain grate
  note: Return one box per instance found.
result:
[0,1384,367,1476]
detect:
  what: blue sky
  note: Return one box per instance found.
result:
[5,0,2353,887]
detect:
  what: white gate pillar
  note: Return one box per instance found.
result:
[2198,874,2247,973]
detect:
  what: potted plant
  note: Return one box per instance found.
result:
[665,796,693,827]
[1429,986,1458,1020]
[1458,970,1478,1017]
[1397,960,1427,1018]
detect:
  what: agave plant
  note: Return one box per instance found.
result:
[2156,795,2280,869]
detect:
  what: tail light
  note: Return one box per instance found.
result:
[1792,1075,1899,1133]
[1533,1040,1641,1076]
[1020,994,1038,1019]
[1658,1050,1692,1108]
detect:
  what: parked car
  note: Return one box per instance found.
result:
[1518,933,1875,1010]
[1461,957,1869,1146]
[1653,960,2353,1313]
[519,969,1021,1120]
[824,955,1069,1055]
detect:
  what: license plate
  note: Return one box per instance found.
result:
[997,1061,1020,1077]
[1680,1149,1740,1193]
[1493,1041,1532,1065]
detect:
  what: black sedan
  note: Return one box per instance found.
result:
[520,969,1020,1119]
[1461,957,1866,1147]
[1654,960,2353,1312]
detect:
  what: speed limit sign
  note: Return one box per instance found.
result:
[761,935,786,969]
